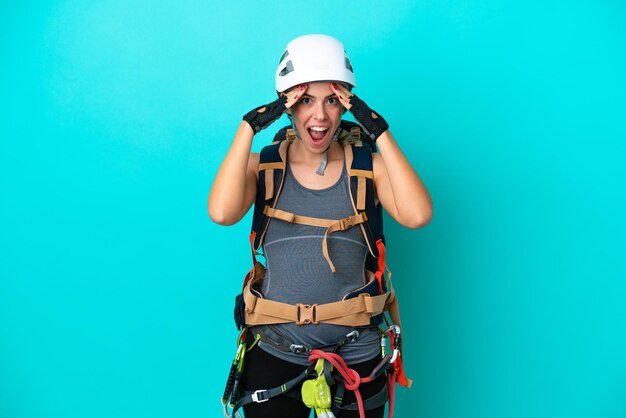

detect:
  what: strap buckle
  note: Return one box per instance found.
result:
[345,329,360,343]
[296,303,319,325]
[289,344,307,354]
[251,389,269,403]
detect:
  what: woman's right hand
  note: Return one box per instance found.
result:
[242,84,308,134]
[283,83,308,109]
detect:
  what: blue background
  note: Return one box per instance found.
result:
[1,1,625,417]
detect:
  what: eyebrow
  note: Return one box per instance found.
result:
[301,93,338,99]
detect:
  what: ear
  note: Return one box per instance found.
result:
[286,108,292,116]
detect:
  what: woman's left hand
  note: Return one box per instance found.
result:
[330,83,389,142]
[330,82,354,110]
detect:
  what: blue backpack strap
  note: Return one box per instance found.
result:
[251,136,293,250]
[343,139,390,326]
[343,138,388,290]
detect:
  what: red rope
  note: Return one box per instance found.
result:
[308,350,373,418]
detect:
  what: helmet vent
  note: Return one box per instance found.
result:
[278,50,289,64]
[345,56,353,73]
[279,60,294,77]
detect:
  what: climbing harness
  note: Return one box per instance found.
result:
[222,325,403,418]
[253,326,362,355]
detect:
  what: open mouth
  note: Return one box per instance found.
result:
[307,126,329,145]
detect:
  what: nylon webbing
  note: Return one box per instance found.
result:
[350,126,361,142]
[340,384,388,412]
[230,367,314,418]
[263,206,338,227]
[342,143,376,259]
[265,169,274,200]
[357,176,366,210]
[263,206,368,272]
[243,280,392,327]
[349,169,374,179]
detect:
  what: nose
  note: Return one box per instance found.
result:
[313,101,328,121]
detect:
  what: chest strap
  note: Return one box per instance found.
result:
[263,206,368,273]
[243,279,395,327]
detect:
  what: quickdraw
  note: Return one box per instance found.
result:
[221,330,260,418]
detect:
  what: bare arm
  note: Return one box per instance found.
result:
[208,85,308,225]
[208,122,259,225]
[372,132,433,229]
[331,83,433,228]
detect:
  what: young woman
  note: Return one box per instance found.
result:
[209,34,432,418]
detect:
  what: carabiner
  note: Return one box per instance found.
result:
[385,325,401,364]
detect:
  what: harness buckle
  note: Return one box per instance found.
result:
[345,329,360,343]
[289,344,306,354]
[296,303,319,325]
[251,389,269,403]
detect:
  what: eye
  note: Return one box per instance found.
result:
[299,97,312,105]
[327,97,339,105]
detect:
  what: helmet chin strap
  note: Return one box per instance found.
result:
[292,120,341,176]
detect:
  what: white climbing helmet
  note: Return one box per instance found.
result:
[275,34,356,93]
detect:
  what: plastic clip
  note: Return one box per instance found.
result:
[290,344,306,354]
[251,389,269,403]
[345,329,360,343]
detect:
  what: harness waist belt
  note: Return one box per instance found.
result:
[243,281,392,327]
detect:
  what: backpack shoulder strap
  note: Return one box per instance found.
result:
[343,138,390,294]
[338,120,378,152]
[271,125,297,144]
[343,141,381,256]
[251,137,293,250]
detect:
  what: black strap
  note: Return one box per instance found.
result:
[338,383,389,411]
[331,383,346,416]
[283,375,389,415]
[230,366,315,418]
[252,326,368,355]
[232,365,389,417]
[253,326,325,354]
